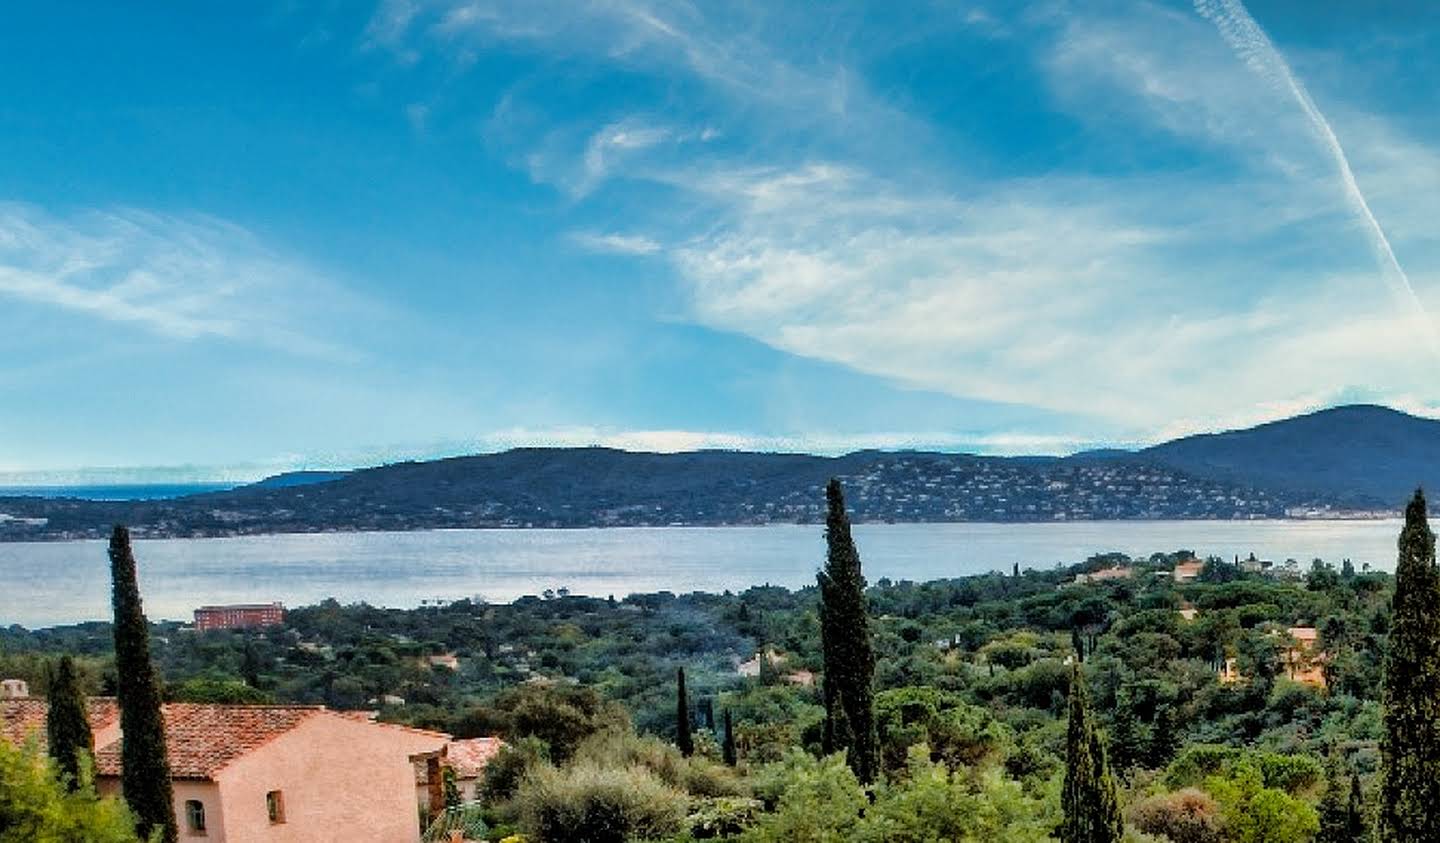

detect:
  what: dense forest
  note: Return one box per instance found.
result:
[2,502,1409,841]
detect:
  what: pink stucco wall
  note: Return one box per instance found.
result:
[101,713,445,843]
[214,713,446,843]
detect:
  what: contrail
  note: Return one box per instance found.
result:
[1194,0,1440,356]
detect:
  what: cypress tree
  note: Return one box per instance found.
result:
[722,709,737,767]
[1062,665,1124,843]
[817,478,879,784]
[46,654,93,790]
[1147,703,1180,769]
[110,525,177,843]
[676,667,694,757]
[1346,772,1368,840]
[1380,490,1440,843]
[1317,754,1351,843]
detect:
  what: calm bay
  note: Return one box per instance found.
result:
[0,519,1404,628]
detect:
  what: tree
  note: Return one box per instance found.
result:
[722,709,737,767]
[109,525,177,843]
[1379,490,1440,843]
[1147,702,1181,770]
[1061,666,1124,843]
[1317,754,1351,843]
[0,739,143,843]
[1346,772,1368,841]
[817,478,879,784]
[676,667,694,757]
[1106,691,1143,774]
[442,765,462,810]
[46,654,93,791]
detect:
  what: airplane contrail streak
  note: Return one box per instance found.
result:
[1194,0,1440,357]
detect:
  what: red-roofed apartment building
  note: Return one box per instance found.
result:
[1,698,448,842]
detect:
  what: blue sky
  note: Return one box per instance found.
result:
[2,0,1439,481]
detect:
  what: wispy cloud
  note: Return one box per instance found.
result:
[365,0,1440,439]
[1193,0,1439,354]
[0,203,359,359]
[571,231,662,255]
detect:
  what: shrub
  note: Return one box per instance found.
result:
[516,763,687,843]
[571,730,747,798]
[687,796,763,838]
[481,736,550,805]
[1128,788,1224,843]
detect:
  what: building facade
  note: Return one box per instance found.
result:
[194,602,285,632]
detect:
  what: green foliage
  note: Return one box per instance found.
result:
[169,677,273,704]
[480,736,550,805]
[1062,666,1125,843]
[722,709,737,767]
[458,683,629,763]
[817,478,879,783]
[108,525,176,843]
[686,796,763,839]
[516,762,687,843]
[0,739,144,843]
[1204,760,1319,843]
[1380,490,1440,842]
[45,654,92,790]
[676,667,694,757]
[874,686,1011,773]
[742,752,866,842]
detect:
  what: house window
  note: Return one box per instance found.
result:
[184,800,206,834]
[266,790,286,824]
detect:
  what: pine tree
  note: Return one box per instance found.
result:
[1062,665,1124,843]
[46,654,93,791]
[676,667,694,757]
[722,709,737,767]
[1380,490,1440,843]
[817,478,879,784]
[110,525,177,843]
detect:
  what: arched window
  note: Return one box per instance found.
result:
[184,799,206,833]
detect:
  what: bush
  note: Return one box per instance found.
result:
[517,763,687,843]
[481,736,550,805]
[571,730,747,798]
[1128,788,1224,843]
[0,740,142,842]
[687,796,763,839]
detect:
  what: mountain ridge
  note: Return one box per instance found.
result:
[0,404,1429,541]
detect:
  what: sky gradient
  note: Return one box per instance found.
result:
[3,1,1439,482]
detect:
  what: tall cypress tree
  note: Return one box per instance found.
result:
[1380,490,1440,843]
[46,654,93,790]
[675,667,694,757]
[722,709,737,767]
[110,525,177,843]
[1317,754,1351,843]
[817,478,879,784]
[1346,772,1368,841]
[1062,665,1124,843]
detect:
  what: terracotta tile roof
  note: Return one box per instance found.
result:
[93,704,323,780]
[0,698,118,752]
[413,737,505,784]
[446,737,505,779]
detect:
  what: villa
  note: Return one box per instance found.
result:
[1,698,449,842]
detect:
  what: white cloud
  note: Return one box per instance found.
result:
[0,202,359,359]
[571,231,662,255]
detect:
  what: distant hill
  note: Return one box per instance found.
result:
[0,404,1433,540]
[246,470,350,490]
[1140,405,1440,508]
